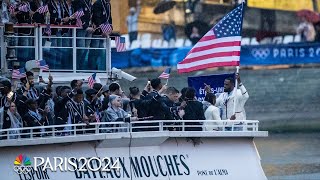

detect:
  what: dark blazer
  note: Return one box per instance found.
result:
[91,0,112,35]
[48,0,65,35]
[23,110,48,127]
[15,1,38,34]
[183,100,205,131]
[73,0,92,29]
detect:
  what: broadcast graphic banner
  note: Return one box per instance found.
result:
[240,43,320,65]
[188,73,235,101]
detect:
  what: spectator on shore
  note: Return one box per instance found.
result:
[162,21,176,48]
[296,17,316,42]
[126,0,141,47]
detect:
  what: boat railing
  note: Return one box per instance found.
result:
[0,120,260,140]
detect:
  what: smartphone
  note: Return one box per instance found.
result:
[7,91,13,99]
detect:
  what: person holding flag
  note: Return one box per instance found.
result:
[83,89,100,123]
[89,0,112,70]
[177,3,248,124]
[87,73,96,89]
[12,68,26,79]
[72,0,94,70]
[158,67,171,85]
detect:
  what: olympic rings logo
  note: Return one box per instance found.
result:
[251,48,270,59]
[13,165,33,174]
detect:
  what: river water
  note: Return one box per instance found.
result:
[255,132,320,180]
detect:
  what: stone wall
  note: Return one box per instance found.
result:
[118,67,320,131]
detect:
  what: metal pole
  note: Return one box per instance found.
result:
[106,36,111,80]
[0,27,6,73]
[39,27,43,60]
[232,66,240,116]
[72,28,77,73]
[34,26,39,60]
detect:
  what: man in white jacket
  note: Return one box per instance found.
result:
[215,73,249,121]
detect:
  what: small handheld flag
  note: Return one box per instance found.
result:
[99,22,113,34]
[115,36,126,52]
[36,5,48,14]
[12,68,26,79]
[36,60,49,71]
[159,67,171,79]
[18,4,29,12]
[9,4,16,14]
[88,73,96,88]
[71,9,85,27]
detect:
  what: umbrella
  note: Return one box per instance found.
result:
[153,0,176,14]
[297,9,320,23]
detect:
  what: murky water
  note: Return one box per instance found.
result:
[255,133,320,180]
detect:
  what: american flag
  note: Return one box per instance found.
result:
[72,9,84,19]
[44,24,51,36]
[158,67,171,79]
[9,4,16,14]
[99,22,113,34]
[115,36,126,52]
[36,60,49,71]
[177,3,244,73]
[18,3,29,12]
[88,73,96,88]
[12,68,26,79]
[72,9,84,27]
[36,5,48,14]
[94,109,100,122]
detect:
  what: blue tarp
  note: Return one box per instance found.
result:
[111,43,320,68]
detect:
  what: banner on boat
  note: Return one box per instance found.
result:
[0,138,267,180]
[188,73,235,101]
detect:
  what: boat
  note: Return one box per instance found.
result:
[0,120,268,180]
[0,24,268,180]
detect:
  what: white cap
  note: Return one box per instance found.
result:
[130,7,136,12]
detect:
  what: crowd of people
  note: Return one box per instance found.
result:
[2,0,113,70]
[0,71,249,139]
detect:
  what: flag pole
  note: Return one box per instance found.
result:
[232,66,240,117]
[165,78,169,86]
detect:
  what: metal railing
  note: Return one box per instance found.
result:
[1,24,112,73]
[0,120,260,140]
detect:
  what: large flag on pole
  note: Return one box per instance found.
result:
[177,3,244,73]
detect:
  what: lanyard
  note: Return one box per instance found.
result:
[83,0,91,14]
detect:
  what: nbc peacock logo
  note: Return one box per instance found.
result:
[13,154,32,174]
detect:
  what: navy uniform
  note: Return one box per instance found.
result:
[83,89,99,122]
[15,0,37,62]
[73,0,93,69]
[88,0,112,70]
[66,98,85,124]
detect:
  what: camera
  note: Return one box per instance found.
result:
[111,67,137,81]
